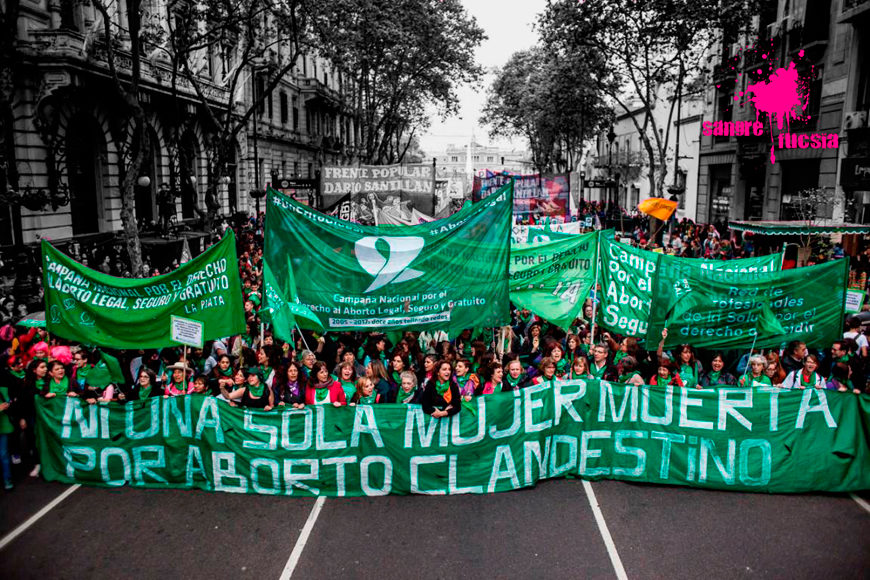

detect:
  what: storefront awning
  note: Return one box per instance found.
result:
[729,220,870,235]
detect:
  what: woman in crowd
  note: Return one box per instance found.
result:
[738,354,772,388]
[674,344,703,389]
[367,359,393,403]
[18,359,47,475]
[421,360,460,418]
[41,360,75,398]
[120,368,158,401]
[480,362,504,395]
[532,357,558,385]
[649,359,684,387]
[567,355,592,380]
[764,352,788,386]
[781,355,825,389]
[255,347,276,388]
[520,322,543,366]
[335,361,357,402]
[543,343,568,377]
[395,371,420,404]
[438,341,457,364]
[455,358,480,401]
[617,356,644,386]
[388,353,408,393]
[164,362,194,397]
[362,335,388,368]
[305,361,346,406]
[299,350,316,377]
[503,357,528,391]
[699,353,737,387]
[418,354,438,389]
[470,340,487,374]
[334,349,366,380]
[275,361,307,408]
[564,334,582,365]
[227,368,274,409]
[350,377,379,405]
[826,362,861,393]
[209,354,236,396]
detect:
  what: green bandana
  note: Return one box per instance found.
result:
[219,367,234,377]
[314,387,331,404]
[359,393,377,405]
[10,369,25,379]
[49,376,69,395]
[396,387,415,404]
[570,370,588,380]
[590,362,607,379]
[505,374,525,389]
[799,371,819,389]
[248,383,265,398]
[618,371,640,383]
[708,370,721,384]
[435,380,450,396]
[340,381,356,401]
[555,359,568,374]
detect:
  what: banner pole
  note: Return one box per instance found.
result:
[182,345,188,374]
[589,230,602,343]
[296,323,313,354]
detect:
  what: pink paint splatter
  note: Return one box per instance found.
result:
[745,63,805,131]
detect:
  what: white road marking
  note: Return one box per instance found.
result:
[0,484,81,551]
[582,480,628,580]
[279,496,326,579]
[850,493,870,515]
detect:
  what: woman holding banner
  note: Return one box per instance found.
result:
[164,363,194,397]
[208,355,236,397]
[738,355,772,388]
[699,353,737,387]
[41,361,75,398]
[781,355,825,390]
[421,360,460,418]
[503,357,529,391]
[304,362,346,406]
[227,368,274,410]
[275,362,307,408]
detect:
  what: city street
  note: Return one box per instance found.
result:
[1,478,868,579]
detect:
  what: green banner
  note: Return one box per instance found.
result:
[36,380,870,496]
[264,184,513,333]
[598,236,782,339]
[510,231,598,329]
[42,232,246,348]
[647,258,848,349]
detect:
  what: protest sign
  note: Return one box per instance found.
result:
[36,379,870,497]
[598,237,782,339]
[845,289,865,314]
[510,231,598,329]
[474,173,570,223]
[264,183,513,333]
[170,316,203,348]
[647,258,848,349]
[42,231,245,348]
[511,222,582,244]
[322,164,436,225]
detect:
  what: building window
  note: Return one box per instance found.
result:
[473,155,479,162]
[256,76,266,117]
[487,156,494,162]
[292,99,299,130]
[714,89,732,144]
[280,92,288,125]
[451,156,458,162]
[294,161,299,176]
[307,163,313,178]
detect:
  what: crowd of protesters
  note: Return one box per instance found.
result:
[0,209,867,493]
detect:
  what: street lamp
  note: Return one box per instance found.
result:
[607,126,616,209]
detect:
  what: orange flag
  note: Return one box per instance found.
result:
[637,197,678,221]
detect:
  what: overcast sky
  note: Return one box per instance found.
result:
[418,0,547,156]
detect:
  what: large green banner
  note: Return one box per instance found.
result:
[510,231,598,330]
[598,236,782,339]
[647,258,849,349]
[36,380,870,496]
[42,232,245,348]
[264,184,513,333]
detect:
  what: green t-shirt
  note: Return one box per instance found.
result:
[679,363,697,389]
[0,386,13,434]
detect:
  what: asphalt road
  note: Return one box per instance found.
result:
[1,476,868,579]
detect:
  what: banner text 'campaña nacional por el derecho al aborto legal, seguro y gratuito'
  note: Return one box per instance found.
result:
[36,379,870,496]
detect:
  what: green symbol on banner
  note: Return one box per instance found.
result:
[50,305,62,323]
[62,298,75,311]
[80,311,95,326]
[355,236,425,293]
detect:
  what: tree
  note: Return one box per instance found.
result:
[481,47,612,173]
[310,0,485,165]
[539,0,764,196]
[91,0,149,275]
[165,0,313,228]
[0,0,23,244]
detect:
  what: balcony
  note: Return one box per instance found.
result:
[840,0,870,23]
[300,77,341,111]
[712,62,737,85]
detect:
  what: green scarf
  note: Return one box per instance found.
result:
[49,376,69,395]
[218,367,234,377]
[340,380,356,401]
[679,363,697,387]
[314,387,331,404]
[456,374,469,389]
[258,365,272,380]
[570,370,588,380]
[590,362,607,379]
[618,371,640,383]
[391,370,403,385]
[613,351,627,364]
[9,369,25,379]
[504,373,525,389]
[170,380,187,393]
[435,380,450,395]
[358,393,377,405]
[248,383,265,398]
[708,370,721,384]
[799,371,819,389]
[396,387,415,404]
[555,359,568,374]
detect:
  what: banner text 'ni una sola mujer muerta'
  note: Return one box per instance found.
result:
[263,183,513,333]
[37,380,870,496]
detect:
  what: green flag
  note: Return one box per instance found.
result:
[510,230,598,329]
[260,256,324,340]
[598,236,782,339]
[42,231,245,349]
[649,258,847,349]
[264,183,513,333]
